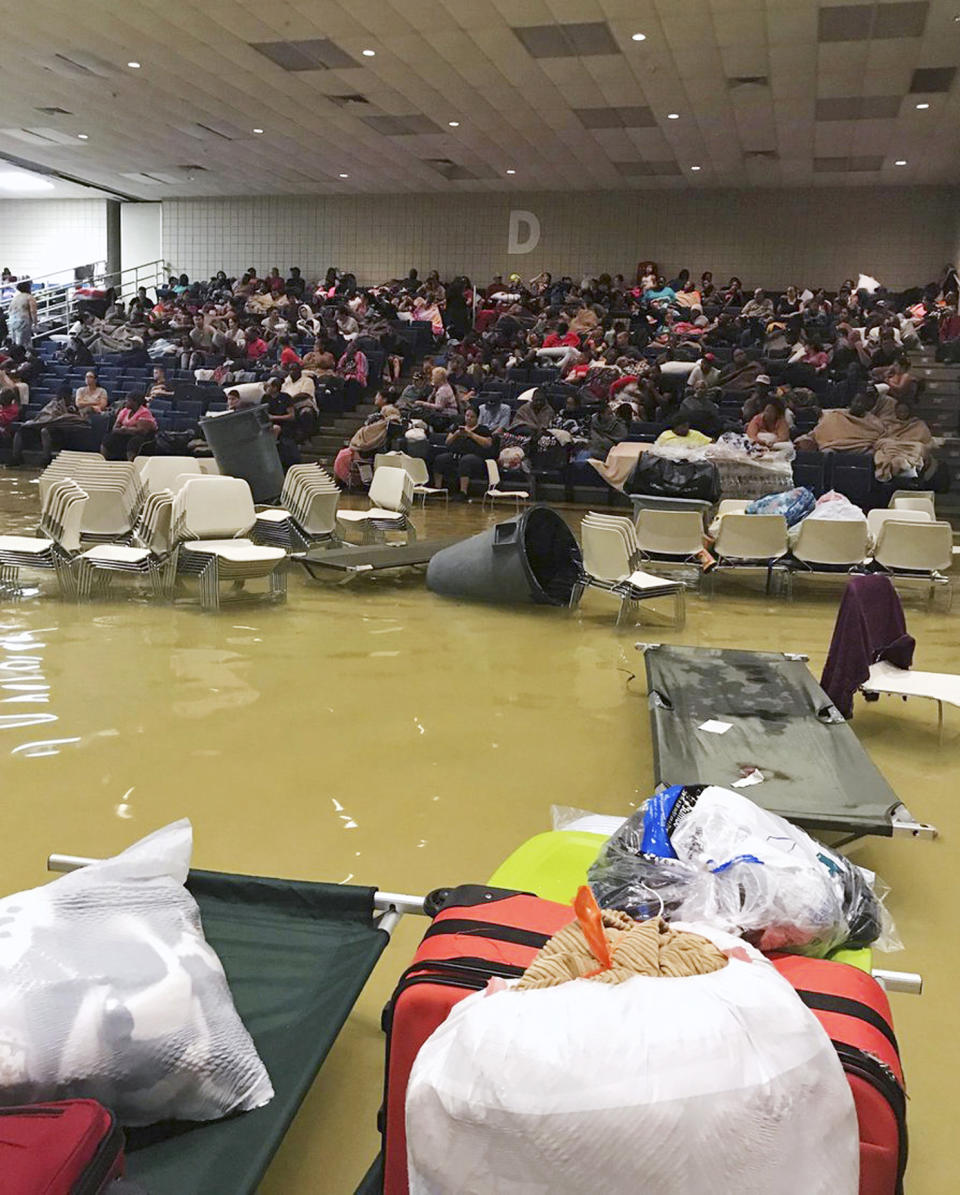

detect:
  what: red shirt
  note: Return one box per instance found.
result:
[246,338,268,359]
[0,402,20,427]
[280,345,302,366]
[543,331,579,348]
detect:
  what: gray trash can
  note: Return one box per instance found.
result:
[199,407,284,503]
[426,506,582,606]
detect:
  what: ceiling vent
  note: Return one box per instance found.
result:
[728,76,769,88]
[744,149,779,160]
[35,106,73,116]
[0,128,82,148]
[328,94,370,108]
[249,39,359,71]
[45,53,112,78]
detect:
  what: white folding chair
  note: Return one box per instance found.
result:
[482,459,529,511]
[790,519,868,589]
[376,452,448,507]
[0,479,88,597]
[872,520,954,609]
[867,508,931,546]
[633,508,704,588]
[711,513,789,595]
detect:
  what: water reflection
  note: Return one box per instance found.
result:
[0,627,76,757]
[169,648,260,717]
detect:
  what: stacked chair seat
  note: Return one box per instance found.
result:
[76,489,177,601]
[577,513,685,627]
[0,479,88,598]
[39,453,141,541]
[254,464,340,551]
[172,476,287,611]
[337,467,416,543]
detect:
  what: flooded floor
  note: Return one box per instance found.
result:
[0,472,954,1194]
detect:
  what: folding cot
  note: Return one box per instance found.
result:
[45,854,412,1195]
[298,537,459,584]
[638,643,936,842]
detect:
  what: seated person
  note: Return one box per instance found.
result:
[102,392,157,461]
[798,390,885,454]
[147,366,174,402]
[477,394,512,433]
[718,348,762,392]
[510,389,555,433]
[586,404,629,459]
[655,413,712,448]
[432,408,494,500]
[685,352,720,392]
[282,362,316,403]
[745,396,791,446]
[75,370,109,416]
[677,388,724,440]
[226,388,260,412]
[11,384,84,464]
[0,386,21,449]
[874,399,938,482]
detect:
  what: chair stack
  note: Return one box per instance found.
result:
[135,456,203,496]
[375,451,448,506]
[39,453,141,542]
[0,478,88,597]
[578,513,686,627]
[337,467,416,543]
[75,490,178,601]
[172,476,287,611]
[254,464,340,551]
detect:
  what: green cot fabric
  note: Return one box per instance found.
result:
[124,870,389,1195]
[644,644,902,837]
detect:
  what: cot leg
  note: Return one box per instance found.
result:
[616,596,628,627]
[269,566,288,603]
[938,701,944,746]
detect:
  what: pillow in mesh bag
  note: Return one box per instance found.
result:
[0,819,273,1125]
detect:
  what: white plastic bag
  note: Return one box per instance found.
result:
[588,786,896,956]
[0,820,273,1124]
[406,926,859,1194]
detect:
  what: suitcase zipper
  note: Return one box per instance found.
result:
[71,1110,124,1195]
[794,989,901,1057]
[833,1042,907,1192]
[421,919,552,950]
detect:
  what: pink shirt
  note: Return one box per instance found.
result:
[115,406,157,432]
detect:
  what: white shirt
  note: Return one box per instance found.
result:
[282,374,316,399]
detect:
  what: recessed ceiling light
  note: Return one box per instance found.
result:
[916,102,930,109]
[667,113,679,120]
[895,159,908,166]
[339,173,349,178]
[690,165,701,171]
[631,33,646,42]
[0,171,55,192]
[127,61,141,69]
[506,169,516,175]
[362,49,376,57]
[253,128,264,134]
[448,121,460,127]
[77,133,89,140]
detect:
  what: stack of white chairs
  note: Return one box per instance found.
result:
[375,451,448,506]
[254,464,340,551]
[0,478,88,597]
[39,453,141,541]
[75,489,177,601]
[172,476,286,611]
[577,513,685,627]
[337,467,416,543]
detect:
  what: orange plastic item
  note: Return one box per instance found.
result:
[573,885,613,972]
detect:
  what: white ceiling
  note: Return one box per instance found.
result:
[2,0,960,198]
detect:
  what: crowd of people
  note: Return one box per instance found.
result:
[0,259,955,484]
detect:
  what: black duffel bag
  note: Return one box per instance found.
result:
[626,452,721,503]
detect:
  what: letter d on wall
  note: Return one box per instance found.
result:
[507,210,541,255]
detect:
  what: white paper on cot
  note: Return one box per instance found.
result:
[698,719,732,734]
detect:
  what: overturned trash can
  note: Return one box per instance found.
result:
[199,407,284,503]
[427,506,582,606]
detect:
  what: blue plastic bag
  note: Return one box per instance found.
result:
[746,486,815,526]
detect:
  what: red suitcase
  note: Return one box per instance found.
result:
[0,1099,125,1194]
[771,955,907,1195]
[380,885,574,1195]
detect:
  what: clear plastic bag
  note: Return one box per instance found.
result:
[0,820,273,1125]
[587,785,898,957]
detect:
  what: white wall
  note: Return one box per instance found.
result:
[162,187,959,291]
[0,200,107,281]
[120,203,163,275]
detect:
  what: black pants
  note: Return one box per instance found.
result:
[433,451,487,488]
[102,431,153,461]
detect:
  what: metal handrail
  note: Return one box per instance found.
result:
[1,258,172,340]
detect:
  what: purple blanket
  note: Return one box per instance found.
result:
[820,574,915,719]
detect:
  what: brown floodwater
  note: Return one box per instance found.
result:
[0,472,954,1193]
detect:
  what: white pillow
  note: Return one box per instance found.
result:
[0,820,273,1125]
